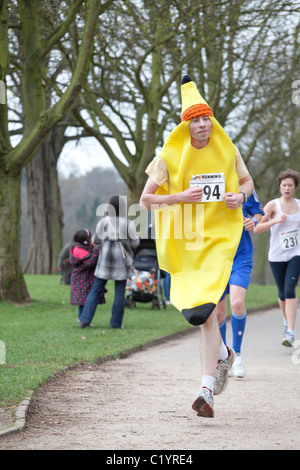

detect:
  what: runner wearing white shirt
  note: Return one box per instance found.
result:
[254,169,300,347]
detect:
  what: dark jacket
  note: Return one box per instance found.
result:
[69,243,105,305]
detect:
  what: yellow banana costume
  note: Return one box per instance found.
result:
[154,76,243,325]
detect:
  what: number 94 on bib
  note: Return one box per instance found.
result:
[190,172,225,202]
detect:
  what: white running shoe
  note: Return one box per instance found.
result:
[282,332,294,348]
[231,353,246,378]
[192,387,214,418]
[213,346,235,395]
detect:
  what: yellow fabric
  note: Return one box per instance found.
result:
[146,149,249,187]
[154,117,243,313]
[181,80,210,113]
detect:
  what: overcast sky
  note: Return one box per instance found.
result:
[57,137,113,178]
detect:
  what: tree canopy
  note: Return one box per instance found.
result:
[1,0,300,300]
[0,0,101,301]
[72,0,300,202]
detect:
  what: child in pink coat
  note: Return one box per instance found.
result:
[69,229,105,322]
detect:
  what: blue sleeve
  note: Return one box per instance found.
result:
[243,190,265,217]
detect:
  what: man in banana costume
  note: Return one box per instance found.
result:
[140,75,253,418]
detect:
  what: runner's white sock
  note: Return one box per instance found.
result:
[218,341,229,361]
[201,375,215,393]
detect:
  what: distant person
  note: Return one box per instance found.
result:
[216,190,264,378]
[162,271,171,305]
[254,169,300,347]
[78,196,140,329]
[57,240,74,284]
[69,229,105,323]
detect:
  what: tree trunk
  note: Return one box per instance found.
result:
[0,169,30,302]
[0,0,99,302]
[23,128,64,274]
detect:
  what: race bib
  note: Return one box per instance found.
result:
[190,172,225,202]
[279,229,299,251]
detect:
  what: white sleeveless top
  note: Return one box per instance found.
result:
[268,198,300,262]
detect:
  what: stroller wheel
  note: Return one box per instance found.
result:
[126,298,136,308]
[152,298,162,310]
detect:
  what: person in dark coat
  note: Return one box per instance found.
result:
[69,229,105,322]
[78,196,140,329]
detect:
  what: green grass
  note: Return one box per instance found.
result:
[233,283,280,310]
[0,275,295,408]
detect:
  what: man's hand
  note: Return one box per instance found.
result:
[224,192,244,209]
[243,217,254,231]
[181,186,203,203]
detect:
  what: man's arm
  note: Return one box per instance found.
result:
[224,174,254,210]
[139,177,203,210]
[239,175,254,201]
[243,212,263,231]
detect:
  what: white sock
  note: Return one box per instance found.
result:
[218,341,229,361]
[201,375,215,393]
[287,329,294,335]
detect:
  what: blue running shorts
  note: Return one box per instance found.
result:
[220,263,252,301]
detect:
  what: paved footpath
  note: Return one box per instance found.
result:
[0,307,300,450]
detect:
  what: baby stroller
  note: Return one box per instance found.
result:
[126,237,166,309]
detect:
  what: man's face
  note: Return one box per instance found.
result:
[189,116,212,149]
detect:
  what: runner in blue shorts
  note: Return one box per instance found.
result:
[216,190,264,378]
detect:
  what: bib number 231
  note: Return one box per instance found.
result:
[280,229,299,251]
[190,172,225,202]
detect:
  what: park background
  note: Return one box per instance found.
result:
[1,1,299,304]
[1,0,300,424]
[9,0,298,291]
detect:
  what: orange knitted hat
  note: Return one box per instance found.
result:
[181,75,214,121]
